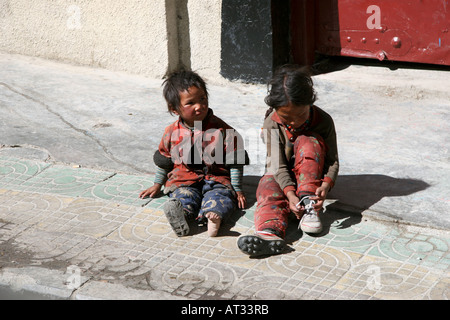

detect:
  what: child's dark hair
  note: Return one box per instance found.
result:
[264,64,317,119]
[162,70,208,115]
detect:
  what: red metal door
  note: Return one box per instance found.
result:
[292,0,450,66]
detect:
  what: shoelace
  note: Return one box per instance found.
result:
[296,198,317,215]
[303,199,317,216]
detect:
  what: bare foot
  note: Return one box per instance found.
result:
[205,212,221,237]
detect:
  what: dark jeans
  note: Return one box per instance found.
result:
[169,180,236,224]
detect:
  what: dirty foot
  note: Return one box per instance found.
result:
[205,212,221,237]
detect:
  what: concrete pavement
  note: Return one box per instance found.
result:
[0,53,449,300]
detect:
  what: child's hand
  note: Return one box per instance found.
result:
[236,191,247,209]
[286,191,302,219]
[139,183,162,199]
[309,182,331,212]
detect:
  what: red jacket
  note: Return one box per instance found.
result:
[157,109,247,193]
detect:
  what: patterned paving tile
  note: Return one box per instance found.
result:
[1,190,447,299]
[80,173,154,206]
[0,156,51,188]
[147,253,238,297]
[106,207,171,245]
[36,198,140,238]
[282,211,450,272]
[263,242,362,298]
[0,189,141,239]
[0,189,67,241]
[142,194,173,211]
[368,230,450,271]
[18,165,114,196]
[136,234,448,300]
[11,227,97,262]
[68,237,150,276]
[334,256,448,300]
[1,157,449,299]
[0,190,66,225]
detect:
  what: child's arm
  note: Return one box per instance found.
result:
[310,112,338,211]
[230,167,246,209]
[139,167,168,198]
[309,181,331,212]
[286,190,302,219]
[263,121,296,195]
[140,138,175,199]
[139,183,162,199]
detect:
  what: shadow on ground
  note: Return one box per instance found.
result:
[312,54,450,76]
[284,174,430,245]
[220,175,261,236]
[162,174,430,250]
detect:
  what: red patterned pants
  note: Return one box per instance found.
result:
[255,134,326,238]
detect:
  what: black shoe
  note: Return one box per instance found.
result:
[163,199,189,237]
[237,233,285,257]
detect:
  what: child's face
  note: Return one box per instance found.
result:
[276,102,310,129]
[173,86,209,127]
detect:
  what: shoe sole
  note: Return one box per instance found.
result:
[163,199,189,237]
[237,235,285,257]
[300,221,323,234]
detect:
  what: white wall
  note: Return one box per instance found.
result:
[188,0,222,81]
[0,0,224,81]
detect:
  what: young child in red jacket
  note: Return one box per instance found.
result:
[140,70,248,237]
[238,65,339,256]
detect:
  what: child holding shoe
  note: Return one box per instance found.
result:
[238,65,339,256]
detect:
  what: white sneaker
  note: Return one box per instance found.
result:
[299,197,323,234]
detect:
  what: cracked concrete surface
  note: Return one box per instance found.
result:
[0,53,269,177]
[0,79,154,174]
[0,81,149,174]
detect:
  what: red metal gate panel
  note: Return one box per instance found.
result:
[293,0,450,66]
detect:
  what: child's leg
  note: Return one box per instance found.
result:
[169,185,203,218]
[293,134,326,234]
[237,175,287,256]
[198,180,236,237]
[165,186,202,237]
[254,175,290,239]
[292,134,326,199]
[205,212,221,237]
